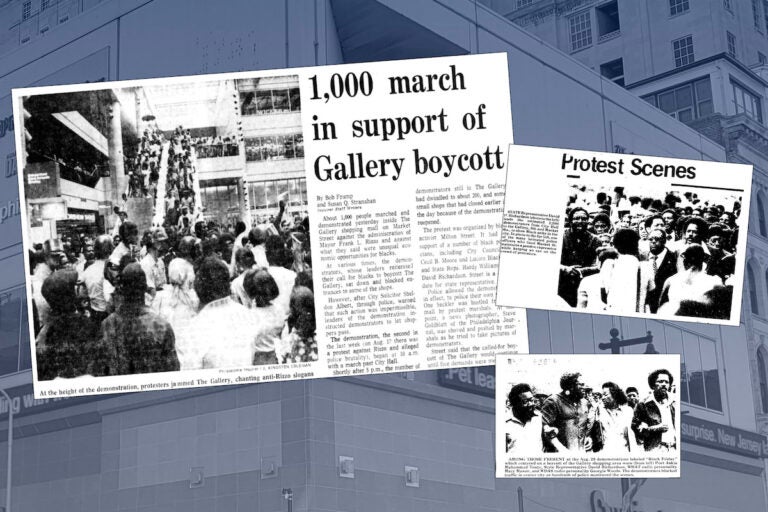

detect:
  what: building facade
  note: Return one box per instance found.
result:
[0,0,766,511]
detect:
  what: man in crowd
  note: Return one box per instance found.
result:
[541,372,594,452]
[559,207,602,307]
[506,383,546,455]
[644,228,678,313]
[140,227,169,301]
[81,235,113,327]
[632,369,677,452]
[626,387,640,409]
[95,263,180,376]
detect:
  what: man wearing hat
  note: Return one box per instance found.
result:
[140,227,169,300]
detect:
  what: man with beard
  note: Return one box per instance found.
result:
[559,208,602,307]
[661,209,677,241]
[626,387,640,409]
[506,383,545,454]
[541,372,595,452]
[670,217,708,270]
[632,369,677,452]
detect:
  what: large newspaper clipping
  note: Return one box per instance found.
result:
[496,144,752,325]
[14,53,527,399]
[496,354,681,478]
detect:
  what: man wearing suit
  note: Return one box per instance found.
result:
[645,228,677,314]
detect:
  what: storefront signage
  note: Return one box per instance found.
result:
[66,209,96,223]
[437,366,495,397]
[25,161,60,199]
[681,415,768,459]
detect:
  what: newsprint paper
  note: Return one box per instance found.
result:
[495,144,752,325]
[13,53,527,399]
[496,354,681,478]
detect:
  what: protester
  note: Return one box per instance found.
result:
[540,372,595,452]
[94,263,180,376]
[632,369,677,452]
[36,270,99,380]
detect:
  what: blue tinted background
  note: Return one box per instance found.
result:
[0,1,766,511]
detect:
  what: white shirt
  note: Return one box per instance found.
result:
[81,260,107,312]
[506,412,543,455]
[186,298,258,369]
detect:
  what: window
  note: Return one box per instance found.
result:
[673,35,694,67]
[758,349,768,413]
[754,0,763,30]
[663,325,722,412]
[600,59,624,86]
[596,1,620,39]
[760,52,767,65]
[758,195,768,236]
[248,178,308,212]
[41,0,50,11]
[240,87,301,116]
[727,31,736,59]
[22,1,31,20]
[749,263,761,314]
[732,80,763,123]
[669,0,689,16]
[517,0,533,7]
[244,133,304,161]
[569,11,592,51]
[641,77,713,123]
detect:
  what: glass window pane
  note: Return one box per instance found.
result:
[684,332,706,407]
[664,325,687,403]
[700,339,722,411]
[695,78,712,100]
[659,91,676,112]
[256,90,272,113]
[273,89,290,112]
[675,86,693,108]
[295,133,304,158]
[266,182,278,209]
[289,88,301,111]
[698,100,713,117]
[678,109,693,123]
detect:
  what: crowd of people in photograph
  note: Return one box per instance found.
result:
[559,186,740,319]
[193,135,240,158]
[29,197,316,381]
[505,369,676,456]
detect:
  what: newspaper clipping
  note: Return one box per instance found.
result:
[495,144,752,325]
[496,354,681,478]
[14,53,527,399]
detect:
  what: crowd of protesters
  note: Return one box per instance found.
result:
[505,369,676,456]
[30,197,316,381]
[558,186,740,319]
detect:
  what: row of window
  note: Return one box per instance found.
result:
[244,133,304,162]
[239,88,301,116]
[641,76,763,125]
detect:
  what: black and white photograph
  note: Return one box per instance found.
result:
[558,183,741,320]
[496,145,753,326]
[14,73,316,394]
[496,354,680,478]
